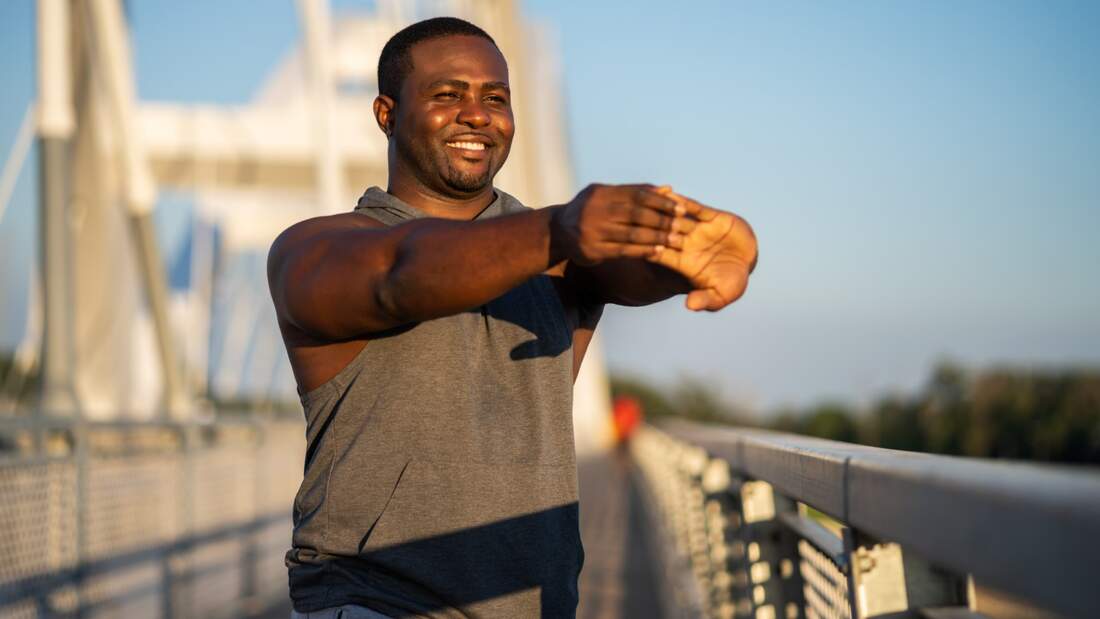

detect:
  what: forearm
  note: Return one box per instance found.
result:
[380,206,565,323]
[572,258,692,307]
[274,183,681,338]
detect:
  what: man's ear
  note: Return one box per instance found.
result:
[373,95,396,138]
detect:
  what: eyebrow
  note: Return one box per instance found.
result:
[425,79,511,94]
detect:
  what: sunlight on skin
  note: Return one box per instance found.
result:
[648,185,759,312]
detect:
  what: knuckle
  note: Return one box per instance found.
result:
[581,242,599,261]
[582,183,603,202]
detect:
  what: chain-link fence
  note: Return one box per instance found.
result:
[0,416,304,619]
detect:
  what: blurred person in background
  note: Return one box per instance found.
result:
[267,16,757,619]
[612,395,643,445]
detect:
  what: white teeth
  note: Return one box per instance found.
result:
[446,141,486,151]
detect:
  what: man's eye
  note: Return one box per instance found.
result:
[486,95,508,104]
[435,92,459,99]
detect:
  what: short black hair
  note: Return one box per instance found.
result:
[377,17,498,100]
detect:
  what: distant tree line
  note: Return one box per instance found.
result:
[611,363,1100,464]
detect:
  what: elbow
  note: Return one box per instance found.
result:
[373,273,407,328]
[371,235,427,327]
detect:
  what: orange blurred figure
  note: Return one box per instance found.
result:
[612,395,643,443]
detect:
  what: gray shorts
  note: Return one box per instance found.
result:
[290,604,392,619]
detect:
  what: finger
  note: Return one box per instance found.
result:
[603,242,660,260]
[622,204,674,231]
[668,192,720,222]
[604,225,673,247]
[645,244,683,271]
[686,288,726,312]
[670,216,696,235]
[628,185,679,215]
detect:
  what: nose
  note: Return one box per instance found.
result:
[455,99,491,129]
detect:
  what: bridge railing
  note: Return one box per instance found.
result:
[631,421,1100,619]
[0,414,305,619]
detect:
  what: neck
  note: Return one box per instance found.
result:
[386,169,495,221]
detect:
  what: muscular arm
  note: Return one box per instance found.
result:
[270,208,556,339]
[267,185,680,340]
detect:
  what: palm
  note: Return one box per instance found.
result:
[650,193,756,311]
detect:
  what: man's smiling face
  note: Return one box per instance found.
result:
[392,35,514,197]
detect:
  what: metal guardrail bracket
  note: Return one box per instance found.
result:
[844,532,962,619]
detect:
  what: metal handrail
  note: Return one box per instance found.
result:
[639,420,1100,619]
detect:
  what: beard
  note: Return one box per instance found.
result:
[441,157,494,193]
[395,132,501,195]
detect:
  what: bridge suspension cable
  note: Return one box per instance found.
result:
[0,103,35,227]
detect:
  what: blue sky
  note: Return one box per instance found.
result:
[2,1,1098,412]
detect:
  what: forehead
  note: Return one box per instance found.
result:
[406,35,509,89]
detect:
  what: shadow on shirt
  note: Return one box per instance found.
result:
[289,503,584,618]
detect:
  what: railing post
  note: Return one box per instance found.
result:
[699,459,739,619]
[680,445,715,617]
[632,428,708,618]
[734,479,805,619]
[843,530,961,618]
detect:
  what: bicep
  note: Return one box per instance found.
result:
[268,216,399,339]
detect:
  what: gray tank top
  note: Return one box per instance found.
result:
[286,187,582,618]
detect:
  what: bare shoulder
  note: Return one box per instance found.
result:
[267,211,390,336]
[268,212,386,393]
[269,211,384,260]
[267,212,385,297]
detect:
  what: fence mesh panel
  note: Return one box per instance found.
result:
[798,540,850,619]
[83,453,183,560]
[0,418,305,619]
[0,459,78,603]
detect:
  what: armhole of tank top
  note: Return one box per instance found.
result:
[298,341,372,407]
[535,273,574,347]
[297,210,387,407]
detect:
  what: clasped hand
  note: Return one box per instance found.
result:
[553,183,757,312]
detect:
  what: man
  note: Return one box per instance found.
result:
[268,16,757,619]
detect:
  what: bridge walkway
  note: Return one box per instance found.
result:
[254,450,665,619]
[577,450,666,619]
